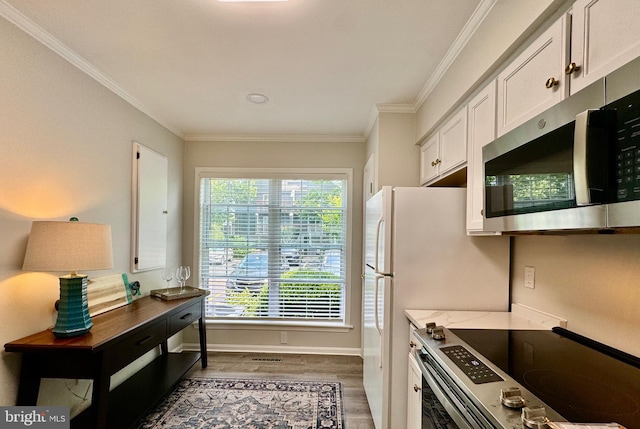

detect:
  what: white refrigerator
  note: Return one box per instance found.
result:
[363,186,510,429]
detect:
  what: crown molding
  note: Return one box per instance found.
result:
[413,0,497,110]
[184,134,365,143]
[363,103,416,140]
[0,0,184,139]
[376,104,416,113]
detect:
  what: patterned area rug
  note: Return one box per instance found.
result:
[136,377,344,429]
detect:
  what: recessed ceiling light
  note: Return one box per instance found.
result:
[246,93,269,104]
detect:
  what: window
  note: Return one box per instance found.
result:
[196,169,350,326]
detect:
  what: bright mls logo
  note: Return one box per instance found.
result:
[0,407,69,428]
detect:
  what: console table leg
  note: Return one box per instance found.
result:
[16,354,41,405]
[91,357,111,429]
[198,315,207,368]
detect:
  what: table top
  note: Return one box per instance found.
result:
[4,295,203,353]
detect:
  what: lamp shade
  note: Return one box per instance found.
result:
[23,221,113,273]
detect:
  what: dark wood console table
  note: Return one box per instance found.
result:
[4,294,208,429]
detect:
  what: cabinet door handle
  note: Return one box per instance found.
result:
[565,62,581,75]
[409,341,417,349]
[180,313,194,320]
[431,160,437,167]
[413,384,421,392]
[545,77,559,88]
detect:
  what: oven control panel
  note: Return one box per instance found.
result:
[441,345,504,384]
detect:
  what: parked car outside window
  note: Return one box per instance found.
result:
[226,252,268,292]
[281,247,301,268]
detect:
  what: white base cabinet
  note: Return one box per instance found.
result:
[407,352,422,429]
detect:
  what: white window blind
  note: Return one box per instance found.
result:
[198,175,347,322]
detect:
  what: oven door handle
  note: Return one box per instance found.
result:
[415,351,481,429]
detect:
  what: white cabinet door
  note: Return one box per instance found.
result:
[407,353,422,429]
[466,80,499,234]
[569,0,640,94]
[496,15,569,137]
[419,134,439,185]
[132,142,168,272]
[420,108,467,186]
[363,153,376,202]
[439,107,468,174]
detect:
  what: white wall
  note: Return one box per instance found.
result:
[181,140,365,354]
[369,111,419,189]
[0,17,184,411]
[511,235,640,357]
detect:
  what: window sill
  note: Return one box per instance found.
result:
[198,319,353,333]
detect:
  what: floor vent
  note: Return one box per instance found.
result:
[250,357,283,362]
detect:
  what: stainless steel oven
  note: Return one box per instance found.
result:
[412,326,565,429]
[412,324,640,429]
[415,343,493,429]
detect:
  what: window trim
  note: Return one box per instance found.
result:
[193,167,353,330]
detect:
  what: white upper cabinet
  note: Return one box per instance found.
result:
[419,134,439,185]
[569,0,640,94]
[466,80,499,234]
[420,107,467,185]
[439,108,468,174]
[496,15,569,137]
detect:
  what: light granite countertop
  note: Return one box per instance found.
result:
[405,304,567,331]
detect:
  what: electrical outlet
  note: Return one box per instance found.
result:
[280,331,288,344]
[524,266,535,289]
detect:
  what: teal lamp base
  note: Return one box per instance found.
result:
[53,274,93,338]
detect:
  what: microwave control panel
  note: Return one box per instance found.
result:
[611,88,640,202]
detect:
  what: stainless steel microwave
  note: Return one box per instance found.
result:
[483,57,640,233]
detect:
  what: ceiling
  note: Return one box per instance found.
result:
[1,0,484,141]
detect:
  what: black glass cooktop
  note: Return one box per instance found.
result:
[450,328,640,429]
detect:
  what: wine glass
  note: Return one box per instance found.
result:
[161,266,173,292]
[176,265,191,290]
[183,266,191,288]
[176,266,184,290]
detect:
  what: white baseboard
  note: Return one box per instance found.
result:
[182,342,362,357]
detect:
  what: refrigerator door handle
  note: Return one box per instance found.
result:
[374,274,384,369]
[374,216,384,274]
[374,275,384,336]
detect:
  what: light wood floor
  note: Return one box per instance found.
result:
[186,352,376,429]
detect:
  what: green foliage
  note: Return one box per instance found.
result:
[226,286,267,315]
[224,269,342,318]
[209,179,258,204]
[269,269,341,318]
[293,182,344,240]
